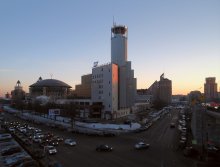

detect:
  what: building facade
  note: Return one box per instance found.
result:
[204,77,218,101]
[158,74,172,104]
[147,74,172,105]
[91,63,118,119]
[74,74,92,98]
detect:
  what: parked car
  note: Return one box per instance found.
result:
[0,133,12,141]
[8,127,15,132]
[1,146,22,156]
[8,157,33,167]
[96,144,113,152]
[0,141,17,149]
[3,152,30,166]
[64,139,76,146]
[207,145,219,153]
[134,142,150,150]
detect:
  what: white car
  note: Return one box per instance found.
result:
[8,127,15,132]
[64,139,76,146]
[134,142,150,150]
[45,146,57,155]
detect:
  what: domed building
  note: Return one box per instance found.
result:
[29,77,72,99]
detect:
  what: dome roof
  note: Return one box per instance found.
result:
[30,79,72,88]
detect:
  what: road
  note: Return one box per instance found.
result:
[3,109,196,167]
[39,109,196,167]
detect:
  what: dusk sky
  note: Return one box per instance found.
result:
[0,0,220,97]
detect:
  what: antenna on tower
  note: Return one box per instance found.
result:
[113,16,116,26]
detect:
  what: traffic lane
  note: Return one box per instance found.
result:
[53,138,158,167]
[147,110,194,167]
[48,120,173,167]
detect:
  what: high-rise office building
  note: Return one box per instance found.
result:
[91,24,136,119]
[204,77,218,101]
[158,73,172,104]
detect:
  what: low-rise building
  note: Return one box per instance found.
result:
[29,77,72,100]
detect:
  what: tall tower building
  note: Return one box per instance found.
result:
[91,24,136,119]
[204,77,218,101]
[111,24,136,109]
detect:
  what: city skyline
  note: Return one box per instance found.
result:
[0,0,220,97]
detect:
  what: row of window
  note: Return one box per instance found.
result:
[92,80,111,84]
[92,74,104,79]
[92,80,103,84]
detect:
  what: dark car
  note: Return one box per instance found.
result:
[170,123,175,128]
[39,141,49,148]
[42,136,52,143]
[96,144,113,152]
[134,142,150,150]
[44,132,54,138]
[53,136,64,142]
[49,140,59,146]
[1,146,22,156]
[207,145,219,153]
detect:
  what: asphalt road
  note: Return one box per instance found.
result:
[3,109,197,167]
[39,109,196,167]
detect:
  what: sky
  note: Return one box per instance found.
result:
[0,0,220,97]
